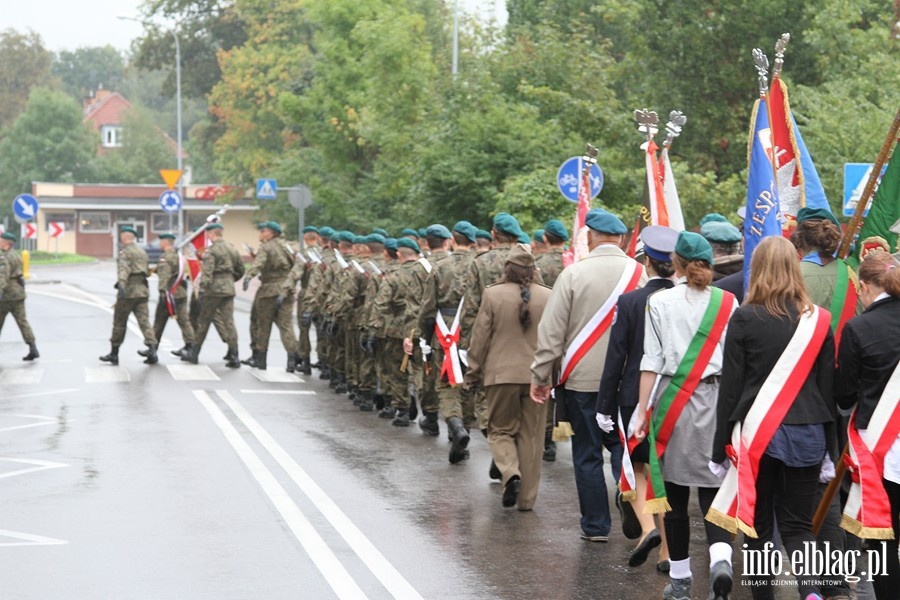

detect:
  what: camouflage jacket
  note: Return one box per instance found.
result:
[156,247,188,299]
[370,259,428,339]
[0,249,25,302]
[117,242,151,299]
[417,250,471,345]
[290,245,319,309]
[245,238,295,298]
[361,255,386,331]
[200,238,244,297]
[535,248,565,289]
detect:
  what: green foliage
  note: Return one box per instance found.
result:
[0,30,55,129]
[52,46,125,100]
[92,106,178,183]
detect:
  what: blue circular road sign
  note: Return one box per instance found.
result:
[159,190,183,214]
[556,157,603,203]
[13,193,39,222]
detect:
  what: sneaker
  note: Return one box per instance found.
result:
[662,576,692,600]
[579,534,609,543]
[707,561,732,600]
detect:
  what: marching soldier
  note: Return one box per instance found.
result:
[356,233,387,411]
[311,227,337,378]
[532,229,547,255]
[139,233,194,360]
[474,230,493,255]
[0,232,39,360]
[292,225,321,375]
[327,231,356,394]
[100,226,158,365]
[241,221,298,371]
[183,223,244,367]
[239,222,266,367]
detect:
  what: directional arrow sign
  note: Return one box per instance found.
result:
[49,222,65,238]
[13,193,38,221]
[23,223,37,239]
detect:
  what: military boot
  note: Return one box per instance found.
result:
[408,395,418,421]
[286,352,297,373]
[241,350,258,367]
[22,343,39,361]
[543,428,557,462]
[99,345,120,366]
[249,349,262,370]
[378,404,396,419]
[137,348,150,357]
[182,344,200,364]
[319,365,331,380]
[448,417,470,464]
[350,387,362,406]
[418,412,440,437]
[297,355,312,376]
[143,344,159,365]
[391,410,410,427]
[335,374,348,394]
[358,390,375,412]
[171,346,187,358]
[374,394,386,410]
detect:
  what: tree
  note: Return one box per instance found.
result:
[0,89,96,217]
[92,106,179,184]
[0,29,55,129]
[52,46,125,101]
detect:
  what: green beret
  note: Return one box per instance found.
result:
[533,229,545,243]
[158,233,176,241]
[585,209,627,235]
[372,228,389,237]
[797,206,841,227]
[205,223,223,231]
[544,219,569,242]
[701,221,742,244]
[256,222,267,230]
[425,224,452,239]
[517,231,531,244]
[263,221,283,235]
[452,220,477,242]
[302,226,319,234]
[384,237,399,251]
[1,232,17,242]
[417,228,427,238]
[675,231,714,264]
[120,225,138,236]
[337,231,355,243]
[475,229,493,241]
[396,237,421,254]
[368,233,386,245]
[492,212,524,237]
[700,213,729,226]
[319,226,335,238]
[401,228,419,238]
[353,235,368,245]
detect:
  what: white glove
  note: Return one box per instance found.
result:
[819,455,836,484]
[708,460,730,479]
[595,413,615,433]
[458,349,468,367]
[418,339,432,355]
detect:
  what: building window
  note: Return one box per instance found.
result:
[186,212,214,232]
[101,125,123,148]
[79,212,111,233]
[45,212,76,232]
[151,213,177,234]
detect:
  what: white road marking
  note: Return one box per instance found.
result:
[2,388,80,401]
[195,390,368,600]
[166,364,220,381]
[0,414,58,433]
[84,367,131,383]
[0,458,69,480]
[248,369,304,384]
[239,389,316,396]
[0,368,45,385]
[215,390,424,600]
[31,286,150,340]
[0,530,68,547]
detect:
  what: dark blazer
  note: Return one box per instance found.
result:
[712,304,836,464]
[713,271,744,304]
[835,296,900,428]
[596,278,674,414]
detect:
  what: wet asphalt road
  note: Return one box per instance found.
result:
[0,263,820,599]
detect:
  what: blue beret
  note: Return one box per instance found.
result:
[640,226,678,262]
[367,233,386,245]
[425,224,452,239]
[158,233,176,241]
[585,209,627,235]
[401,228,419,238]
[544,219,569,242]
[372,228,389,237]
[700,213,729,226]
[701,221,742,244]
[533,229,545,243]
[120,225,138,235]
[475,229,493,241]
[452,220,477,242]
[384,237,398,251]
[396,237,421,254]
[319,226,335,238]
[797,207,840,227]
[493,212,523,237]
[417,228,427,238]
[302,226,319,234]
[675,231,714,264]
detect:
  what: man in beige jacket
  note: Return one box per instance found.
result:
[531,209,647,541]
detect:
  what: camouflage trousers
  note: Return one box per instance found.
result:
[382,338,409,410]
[152,293,194,346]
[194,296,238,348]
[254,295,297,354]
[431,347,475,427]
[0,300,35,344]
[358,331,376,393]
[344,325,359,386]
[110,297,156,346]
[410,347,438,413]
[296,304,312,358]
[328,318,346,376]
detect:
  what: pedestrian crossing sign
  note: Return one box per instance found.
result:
[256,179,278,200]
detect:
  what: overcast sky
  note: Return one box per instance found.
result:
[4,0,506,53]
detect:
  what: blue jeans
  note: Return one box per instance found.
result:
[564,388,623,536]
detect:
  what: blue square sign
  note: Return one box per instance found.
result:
[256,179,277,200]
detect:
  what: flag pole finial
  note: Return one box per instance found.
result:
[752,48,770,96]
[582,143,599,166]
[634,108,659,142]
[663,111,687,149]
[773,33,790,78]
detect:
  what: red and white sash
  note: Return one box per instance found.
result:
[617,407,642,501]
[707,306,831,537]
[842,362,900,539]
[435,296,465,385]
[558,261,644,385]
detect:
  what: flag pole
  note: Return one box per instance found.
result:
[752,48,779,187]
[837,106,900,259]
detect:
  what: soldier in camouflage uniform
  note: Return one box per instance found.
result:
[532,229,548,255]
[139,233,194,361]
[325,231,356,394]
[533,219,569,461]
[290,226,321,375]
[311,227,337,378]
[402,235,436,425]
[100,226,158,365]
[334,234,364,397]
[418,222,478,463]
[239,223,267,367]
[370,238,400,411]
[371,237,426,426]
[356,234,387,411]
[241,221,298,371]
[183,223,245,367]
[475,229,493,255]
[0,232,39,360]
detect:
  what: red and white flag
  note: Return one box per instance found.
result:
[658,146,685,232]
[563,161,592,267]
